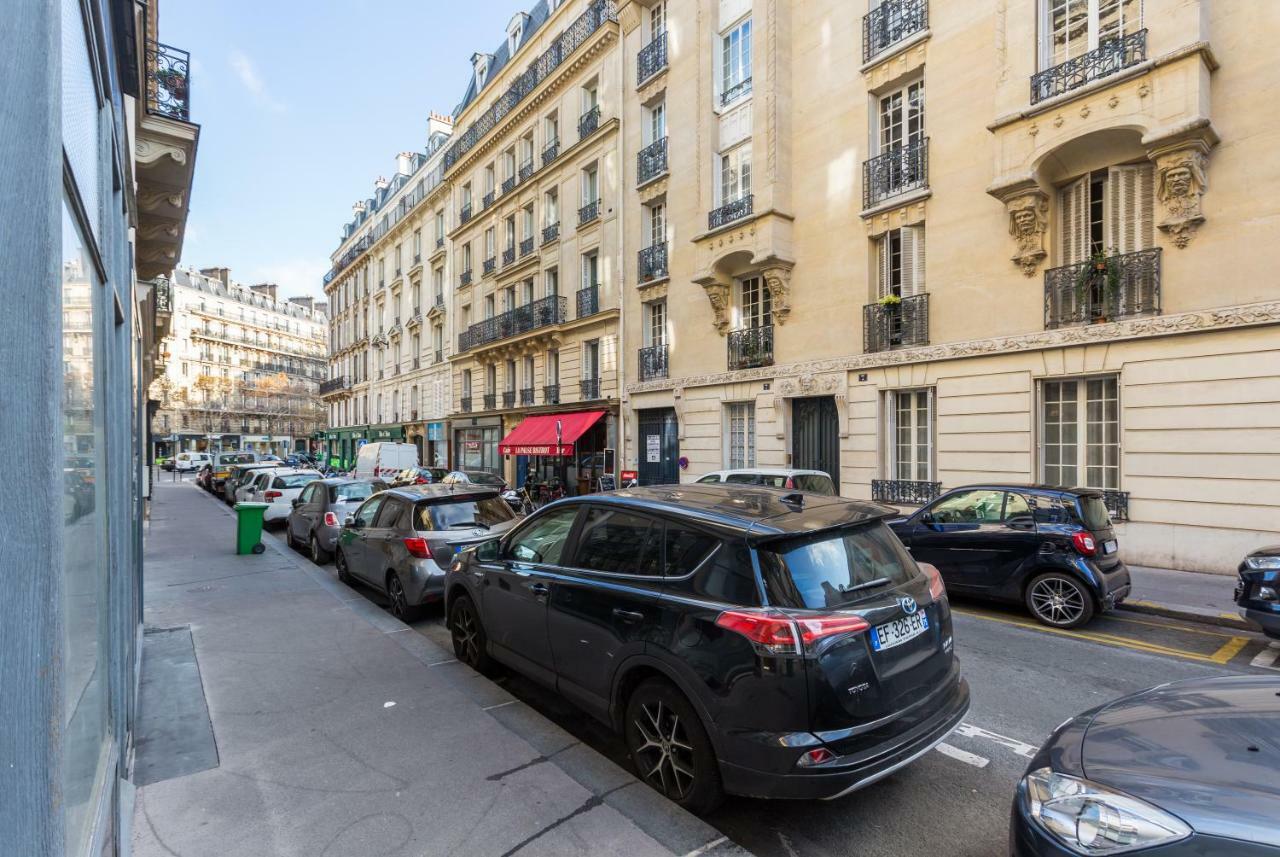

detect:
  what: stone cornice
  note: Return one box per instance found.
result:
[625,301,1280,394]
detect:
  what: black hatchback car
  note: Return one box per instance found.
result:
[889,485,1130,628]
[444,485,970,813]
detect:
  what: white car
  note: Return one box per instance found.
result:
[693,467,837,496]
[173,452,212,472]
[238,468,322,523]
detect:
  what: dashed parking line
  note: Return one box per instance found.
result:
[1251,642,1280,670]
[954,723,1039,759]
[935,742,990,768]
[482,700,518,711]
[428,658,458,667]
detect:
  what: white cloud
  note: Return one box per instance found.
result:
[229,49,285,111]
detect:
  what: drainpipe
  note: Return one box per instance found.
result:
[615,14,628,483]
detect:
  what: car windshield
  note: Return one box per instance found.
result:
[758,522,919,609]
[414,496,514,531]
[793,474,835,495]
[465,472,504,486]
[1077,495,1112,530]
[332,483,372,503]
[273,474,318,489]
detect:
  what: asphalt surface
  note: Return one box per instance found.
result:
[324,552,1278,857]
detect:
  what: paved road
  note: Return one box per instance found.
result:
[316,545,1276,857]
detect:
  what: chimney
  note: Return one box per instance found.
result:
[427,112,454,141]
[374,175,389,192]
[199,267,230,286]
[249,283,278,300]
[288,296,314,311]
[397,151,414,176]
[314,301,329,317]
[352,200,367,217]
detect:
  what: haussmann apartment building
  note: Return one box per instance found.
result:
[613,0,1280,573]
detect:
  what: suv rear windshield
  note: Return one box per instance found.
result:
[331,483,373,503]
[758,522,919,609]
[1077,495,1112,531]
[414,495,514,531]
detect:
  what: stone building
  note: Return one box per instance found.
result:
[615,0,1280,572]
[152,266,328,458]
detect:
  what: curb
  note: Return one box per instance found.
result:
[1118,599,1255,632]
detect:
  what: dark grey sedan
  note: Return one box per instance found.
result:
[334,485,518,620]
[1011,675,1280,855]
[285,478,376,565]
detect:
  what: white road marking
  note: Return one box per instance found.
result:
[482,700,517,711]
[428,659,458,667]
[383,701,396,709]
[955,722,1039,759]
[935,742,990,768]
[1250,642,1280,670]
[681,836,728,857]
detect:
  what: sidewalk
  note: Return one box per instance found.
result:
[131,481,745,857]
[1120,564,1248,630]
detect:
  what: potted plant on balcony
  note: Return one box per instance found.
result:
[877,293,902,308]
[1075,249,1121,322]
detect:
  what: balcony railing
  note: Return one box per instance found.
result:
[483,393,497,410]
[728,325,774,370]
[708,194,753,230]
[434,293,445,309]
[1044,248,1161,329]
[637,137,668,185]
[1032,30,1147,105]
[457,294,569,352]
[460,203,473,224]
[483,257,496,275]
[580,378,601,400]
[638,242,668,282]
[637,31,668,84]
[519,158,535,182]
[544,384,560,405]
[862,0,928,63]
[872,479,941,505]
[721,78,752,106]
[461,397,473,412]
[502,391,516,408]
[543,222,561,244]
[863,138,929,209]
[520,387,535,405]
[864,293,929,352]
[482,190,495,209]
[145,41,192,121]
[436,236,445,249]
[579,104,601,139]
[502,247,516,266]
[577,285,599,317]
[520,236,535,257]
[459,269,473,287]
[435,349,443,364]
[502,176,517,195]
[638,344,668,381]
[579,198,601,226]
[319,376,350,396]
[542,138,560,167]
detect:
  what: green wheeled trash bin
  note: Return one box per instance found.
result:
[233,502,269,555]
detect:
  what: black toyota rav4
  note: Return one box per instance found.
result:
[444,484,970,813]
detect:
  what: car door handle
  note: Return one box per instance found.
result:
[612,608,644,623]
[528,582,549,597]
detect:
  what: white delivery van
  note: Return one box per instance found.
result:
[173,452,212,472]
[354,442,419,481]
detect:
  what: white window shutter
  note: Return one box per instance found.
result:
[1059,176,1089,264]
[885,391,897,478]
[909,225,926,296]
[1106,164,1155,254]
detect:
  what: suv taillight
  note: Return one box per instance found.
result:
[1072,531,1097,556]
[919,562,946,602]
[323,512,339,527]
[403,537,432,559]
[715,609,869,656]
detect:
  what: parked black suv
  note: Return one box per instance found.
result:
[889,485,1130,628]
[444,485,969,813]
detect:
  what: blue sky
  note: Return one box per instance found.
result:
[163,0,528,301]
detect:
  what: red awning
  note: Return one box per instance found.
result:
[499,411,606,457]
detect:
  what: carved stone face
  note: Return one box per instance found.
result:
[1012,208,1038,235]
[1165,165,1193,198]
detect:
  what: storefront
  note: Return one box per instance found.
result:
[498,410,614,496]
[325,426,370,471]
[241,434,293,457]
[453,416,503,474]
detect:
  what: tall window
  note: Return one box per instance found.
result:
[462,369,472,397]
[522,205,534,240]
[889,389,933,482]
[877,226,926,298]
[726,402,756,468]
[736,276,771,330]
[720,18,753,104]
[647,100,666,144]
[545,189,559,225]
[581,251,599,288]
[412,230,421,258]
[484,227,495,259]
[545,112,559,145]
[486,363,497,393]
[433,324,443,357]
[878,80,924,155]
[582,82,599,112]
[546,268,559,297]
[484,294,495,319]
[461,183,472,209]
[462,242,472,272]
[484,164,495,196]
[1042,377,1120,489]
[436,210,445,241]
[645,300,667,346]
[583,340,600,380]
[523,356,535,389]
[1058,164,1154,264]
[582,164,599,205]
[719,145,751,205]
[505,360,516,393]
[647,203,666,247]
[1040,0,1141,69]
[547,349,560,384]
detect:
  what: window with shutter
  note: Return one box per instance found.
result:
[1058,176,1090,265]
[1104,164,1154,254]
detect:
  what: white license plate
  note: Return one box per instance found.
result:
[1104,540,1117,554]
[871,612,929,652]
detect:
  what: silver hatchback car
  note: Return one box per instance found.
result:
[334,485,519,620]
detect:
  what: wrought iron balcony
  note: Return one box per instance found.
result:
[863,138,929,209]
[864,293,929,352]
[580,378,601,400]
[435,349,443,364]
[483,393,497,410]
[637,137,668,185]
[483,257,496,275]
[638,344,668,381]
[502,176,517,195]
[519,158,535,182]
[436,236,445,249]
[708,195,754,230]
[579,104,601,139]
[728,325,774,370]
[542,138,560,167]
[544,384,560,405]
[637,31,668,85]
[482,190,495,209]
[502,247,516,266]
[319,376,350,396]
[520,387,535,405]
[434,293,445,309]
[579,199,601,226]
[577,285,599,317]
[502,391,516,408]
[872,479,941,506]
[638,242,668,282]
[457,295,569,351]
[459,269,473,287]
[145,41,191,121]
[460,203,473,224]
[1044,248,1161,329]
[543,222,560,244]
[520,236,535,257]
[863,0,928,63]
[721,78,752,107]
[1032,30,1147,105]
[461,397,473,412]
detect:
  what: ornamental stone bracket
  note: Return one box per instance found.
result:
[988,178,1049,277]
[1146,126,1217,248]
[694,276,733,335]
[762,263,794,325]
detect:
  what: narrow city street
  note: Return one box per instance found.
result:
[264,514,1280,857]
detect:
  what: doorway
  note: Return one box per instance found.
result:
[637,408,679,485]
[792,396,840,482]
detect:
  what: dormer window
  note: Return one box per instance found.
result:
[507,13,529,56]
[472,52,492,89]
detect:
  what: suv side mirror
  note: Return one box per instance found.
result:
[474,539,501,563]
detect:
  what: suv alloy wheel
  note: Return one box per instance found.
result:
[623,678,723,815]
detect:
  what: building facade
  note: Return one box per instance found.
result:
[0,0,197,853]
[151,267,328,458]
[616,0,1280,572]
